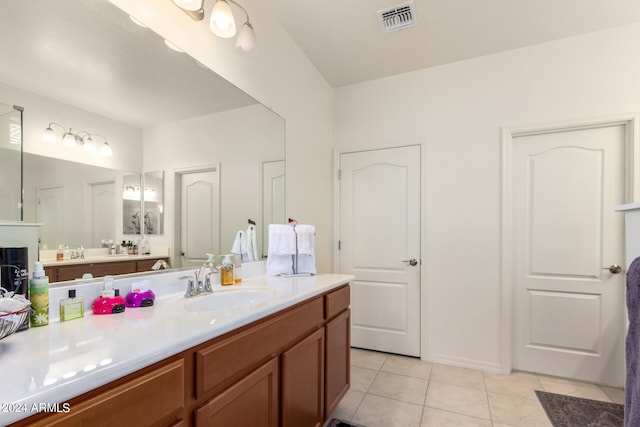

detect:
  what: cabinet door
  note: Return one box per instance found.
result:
[281,328,325,427]
[195,357,279,427]
[325,309,351,419]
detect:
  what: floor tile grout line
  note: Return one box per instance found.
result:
[482,371,495,425]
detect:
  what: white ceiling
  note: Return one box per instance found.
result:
[269,0,640,87]
[3,0,640,128]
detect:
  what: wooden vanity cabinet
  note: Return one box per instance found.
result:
[11,283,350,427]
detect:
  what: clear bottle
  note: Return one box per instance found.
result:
[220,254,235,286]
[29,261,49,327]
[60,289,84,321]
[233,254,242,284]
[56,245,64,261]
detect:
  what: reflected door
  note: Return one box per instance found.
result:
[339,146,421,357]
[37,187,64,250]
[512,123,626,386]
[262,160,285,257]
[178,168,220,268]
[91,181,115,247]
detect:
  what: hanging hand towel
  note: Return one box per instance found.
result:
[230,230,249,262]
[295,225,315,256]
[246,224,259,262]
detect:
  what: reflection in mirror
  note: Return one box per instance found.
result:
[143,171,164,235]
[23,154,131,249]
[0,0,285,268]
[122,173,142,235]
[0,103,22,221]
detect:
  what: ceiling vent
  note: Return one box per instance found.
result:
[377,1,416,33]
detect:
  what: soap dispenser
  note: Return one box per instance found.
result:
[220,254,235,286]
[92,275,126,314]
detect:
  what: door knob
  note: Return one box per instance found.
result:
[402,258,418,266]
[602,264,622,274]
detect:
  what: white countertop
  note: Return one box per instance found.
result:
[0,272,353,425]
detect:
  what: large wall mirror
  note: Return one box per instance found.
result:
[0,0,285,268]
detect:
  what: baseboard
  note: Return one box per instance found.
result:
[424,352,503,373]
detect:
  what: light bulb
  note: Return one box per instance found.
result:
[42,126,56,144]
[235,22,257,55]
[171,0,203,12]
[62,132,76,147]
[210,0,236,38]
[83,136,96,152]
[100,141,113,157]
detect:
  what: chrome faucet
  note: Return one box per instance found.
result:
[198,261,218,294]
[180,257,219,298]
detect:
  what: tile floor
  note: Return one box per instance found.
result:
[328,348,625,427]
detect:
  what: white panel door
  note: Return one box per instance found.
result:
[339,145,421,357]
[262,160,285,257]
[178,169,220,268]
[37,187,64,250]
[91,181,115,247]
[512,124,626,386]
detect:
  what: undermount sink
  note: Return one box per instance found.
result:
[182,288,281,313]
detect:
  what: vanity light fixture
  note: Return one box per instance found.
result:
[42,123,113,157]
[170,0,257,54]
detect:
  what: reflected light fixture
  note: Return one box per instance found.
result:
[171,0,257,54]
[42,122,113,157]
[210,0,236,38]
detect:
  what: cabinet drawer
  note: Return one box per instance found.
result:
[325,285,350,320]
[196,297,324,398]
[28,359,185,426]
[195,357,279,427]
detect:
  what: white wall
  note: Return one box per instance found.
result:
[143,104,284,262]
[333,24,640,370]
[0,82,142,172]
[110,0,334,272]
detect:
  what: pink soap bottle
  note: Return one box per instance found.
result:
[92,276,126,315]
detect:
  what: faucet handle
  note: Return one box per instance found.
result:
[203,271,214,293]
[179,275,196,297]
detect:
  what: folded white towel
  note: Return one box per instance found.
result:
[269,224,297,256]
[266,223,316,275]
[295,225,315,256]
[266,254,294,276]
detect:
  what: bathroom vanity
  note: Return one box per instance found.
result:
[42,255,171,282]
[2,271,352,427]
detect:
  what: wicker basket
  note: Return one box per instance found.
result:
[0,306,29,341]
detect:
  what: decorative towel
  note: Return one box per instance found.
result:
[266,223,316,276]
[269,224,297,256]
[626,257,640,427]
[295,225,316,256]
